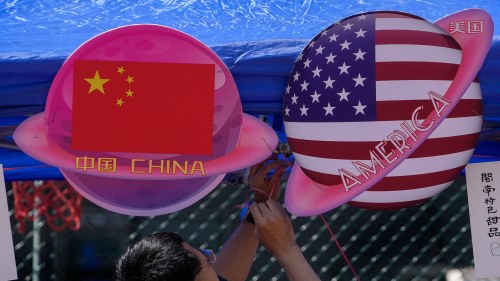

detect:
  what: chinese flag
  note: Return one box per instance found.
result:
[72,60,215,154]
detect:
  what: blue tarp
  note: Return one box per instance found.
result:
[1,0,499,181]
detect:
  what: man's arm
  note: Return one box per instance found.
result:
[211,223,258,281]
[250,200,321,281]
[271,244,322,281]
[211,160,284,281]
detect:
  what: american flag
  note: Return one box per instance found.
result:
[284,12,482,209]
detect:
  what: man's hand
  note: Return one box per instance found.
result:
[249,200,297,257]
[246,156,285,202]
[250,200,322,281]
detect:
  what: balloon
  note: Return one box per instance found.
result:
[14,25,278,216]
[284,10,492,216]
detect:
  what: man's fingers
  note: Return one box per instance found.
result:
[249,203,263,222]
[265,199,283,214]
[255,161,282,181]
[248,154,278,178]
[248,161,265,178]
[268,167,284,199]
[256,201,273,218]
[269,166,284,184]
[266,152,278,161]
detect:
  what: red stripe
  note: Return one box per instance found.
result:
[375,12,424,20]
[376,30,460,49]
[377,62,458,81]
[348,199,427,210]
[375,61,479,82]
[300,165,464,189]
[376,99,483,121]
[409,133,479,157]
[288,133,479,160]
[300,167,343,185]
[377,62,480,82]
[369,166,464,191]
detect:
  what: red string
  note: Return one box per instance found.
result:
[320,214,360,281]
[249,187,275,199]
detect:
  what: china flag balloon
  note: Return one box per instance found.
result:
[284,10,493,214]
[14,25,279,216]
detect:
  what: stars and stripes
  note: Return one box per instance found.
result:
[284,12,482,209]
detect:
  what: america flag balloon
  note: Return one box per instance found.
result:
[283,10,493,215]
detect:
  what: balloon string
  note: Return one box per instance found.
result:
[320,214,360,281]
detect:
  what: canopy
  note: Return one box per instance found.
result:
[1,0,499,181]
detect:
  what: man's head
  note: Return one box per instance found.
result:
[115,232,219,281]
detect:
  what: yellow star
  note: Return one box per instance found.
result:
[126,89,134,97]
[116,98,124,107]
[126,76,134,84]
[84,70,110,94]
[117,66,125,75]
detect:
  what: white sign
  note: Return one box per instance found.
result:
[466,161,500,278]
[0,165,17,280]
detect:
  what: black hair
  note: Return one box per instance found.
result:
[115,232,202,281]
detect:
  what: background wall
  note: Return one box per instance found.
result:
[6,176,491,281]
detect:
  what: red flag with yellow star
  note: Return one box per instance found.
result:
[72,60,215,154]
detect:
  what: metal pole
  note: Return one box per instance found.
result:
[32,180,42,281]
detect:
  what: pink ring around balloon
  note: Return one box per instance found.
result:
[14,112,278,180]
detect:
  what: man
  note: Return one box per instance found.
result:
[115,159,321,281]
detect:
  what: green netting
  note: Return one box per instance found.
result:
[7,176,500,280]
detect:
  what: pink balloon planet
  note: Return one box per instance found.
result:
[14,25,278,216]
[284,9,493,216]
